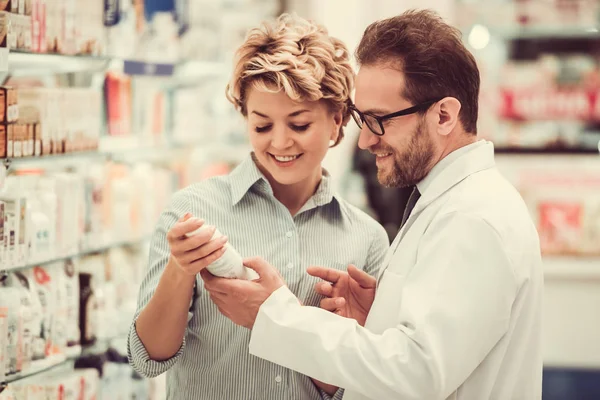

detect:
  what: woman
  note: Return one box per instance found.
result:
[127,14,389,400]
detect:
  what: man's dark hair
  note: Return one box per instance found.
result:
[356,9,480,134]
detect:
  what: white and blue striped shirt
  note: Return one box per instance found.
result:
[127,154,389,400]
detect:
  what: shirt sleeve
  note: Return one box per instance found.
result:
[318,388,345,400]
[127,191,196,378]
[249,212,519,400]
[364,223,390,277]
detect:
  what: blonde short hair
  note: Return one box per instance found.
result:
[226,13,354,147]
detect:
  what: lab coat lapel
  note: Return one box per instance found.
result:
[381,143,497,275]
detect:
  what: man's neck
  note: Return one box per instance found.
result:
[438,132,479,161]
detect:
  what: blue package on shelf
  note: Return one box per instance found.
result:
[543,368,600,400]
[175,0,189,35]
[144,0,188,34]
[104,0,121,27]
[144,0,175,18]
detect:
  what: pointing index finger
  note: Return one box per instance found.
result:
[307,266,342,284]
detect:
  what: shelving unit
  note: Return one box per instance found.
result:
[0,0,281,397]
[495,147,600,155]
[543,256,600,281]
[2,50,111,76]
[0,336,128,392]
[2,236,150,274]
[3,355,70,384]
[457,3,600,397]
[488,26,600,40]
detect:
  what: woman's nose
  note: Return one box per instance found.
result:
[271,126,294,149]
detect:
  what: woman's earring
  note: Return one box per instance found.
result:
[329,130,339,148]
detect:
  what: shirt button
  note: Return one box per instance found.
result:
[275,375,282,383]
[285,231,293,238]
[286,262,293,269]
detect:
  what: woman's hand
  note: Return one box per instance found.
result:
[167,213,228,276]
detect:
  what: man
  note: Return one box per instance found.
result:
[202,9,543,400]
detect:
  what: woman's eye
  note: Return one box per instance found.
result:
[255,125,272,133]
[291,124,310,132]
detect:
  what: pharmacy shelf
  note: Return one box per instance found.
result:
[495,147,600,155]
[2,50,179,77]
[493,26,600,40]
[2,236,151,273]
[2,140,206,169]
[0,338,127,392]
[3,50,111,76]
[2,151,106,169]
[2,50,224,79]
[544,256,600,281]
[3,354,70,384]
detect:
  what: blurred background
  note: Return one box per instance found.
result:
[0,0,598,399]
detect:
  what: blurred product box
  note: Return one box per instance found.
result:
[514,164,600,256]
[1,123,14,157]
[0,123,6,157]
[0,86,19,123]
[31,0,46,53]
[18,87,101,155]
[0,0,18,14]
[44,0,60,53]
[76,0,104,55]
[105,72,132,137]
[0,11,15,49]
[11,12,31,50]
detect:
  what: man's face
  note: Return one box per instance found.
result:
[354,65,438,188]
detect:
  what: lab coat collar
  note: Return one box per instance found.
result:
[385,140,495,257]
[413,140,495,215]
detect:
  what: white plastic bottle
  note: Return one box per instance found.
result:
[37,178,58,260]
[185,222,255,280]
[28,198,51,264]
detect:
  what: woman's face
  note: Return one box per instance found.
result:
[245,87,342,187]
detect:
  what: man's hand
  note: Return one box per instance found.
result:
[307,265,376,327]
[201,257,286,329]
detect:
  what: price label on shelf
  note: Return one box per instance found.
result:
[123,60,174,77]
[499,87,600,121]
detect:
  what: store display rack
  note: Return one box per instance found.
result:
[1,354,71,391]
[490,26,600,40]
[3,49,227,79]
[3,50,172,77]
[0,335,128,393]
[1,236,151,274]
[495,147,600,155]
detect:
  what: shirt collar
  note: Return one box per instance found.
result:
[416,140,488,195]
[413,140,495,214]
[229,153,339,210]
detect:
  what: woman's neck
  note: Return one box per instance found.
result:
[273,174,322,216]
[258,164,322,216]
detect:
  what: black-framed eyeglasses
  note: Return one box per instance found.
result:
[349,99,442,136]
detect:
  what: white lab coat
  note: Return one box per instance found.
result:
[249,141,544,400]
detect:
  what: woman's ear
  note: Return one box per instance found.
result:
[331,110,344,142]
[434,97,461,136]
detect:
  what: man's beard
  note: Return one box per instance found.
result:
[376,121,435,188]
